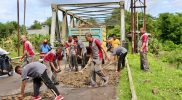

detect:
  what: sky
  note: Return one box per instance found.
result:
[0,0,181,26]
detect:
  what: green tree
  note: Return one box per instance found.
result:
[30,20,42,29]
[156,13,182,44]
[0,21,18,38]
[87,18,98,26]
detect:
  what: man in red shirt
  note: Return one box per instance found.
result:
[19,35,35,67]
[139,28,149,71]
[43,47,63,85]
[85,33,110,87]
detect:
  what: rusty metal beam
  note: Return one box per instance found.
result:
[77,12,112,16]
[67,6,119,11]
[52,4,91,25]
[57,2,121,7]
[74,8,113,14]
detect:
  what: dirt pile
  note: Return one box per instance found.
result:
[59,68,120,88]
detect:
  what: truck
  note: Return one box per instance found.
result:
[68,27,107,49]
[68,27,107,64]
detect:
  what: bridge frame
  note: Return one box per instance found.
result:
[50,1,125,47]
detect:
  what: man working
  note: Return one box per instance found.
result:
[19,35,35,67]
[109,46,127,72]
[43,47,63,85]
[85,33,109,87]
[65,36,78,71]
[139,27,149,71]
[73,35,87,69]
[15,62,64,100]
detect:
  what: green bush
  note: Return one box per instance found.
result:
[162,40,177,51]
[160,44,182,68]
[148,37,162,55]
[28,34,50,51]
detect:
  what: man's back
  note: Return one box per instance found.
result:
[22,62,46,80]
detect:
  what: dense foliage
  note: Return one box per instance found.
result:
[105,9,181,67]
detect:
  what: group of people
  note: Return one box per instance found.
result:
[13,27,149,100]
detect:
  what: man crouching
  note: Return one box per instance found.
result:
[15,62,64,100]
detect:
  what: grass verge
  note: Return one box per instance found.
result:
[118,53,182,100]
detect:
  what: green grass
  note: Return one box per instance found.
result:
[118,53,182,100]
[117,67,131,100]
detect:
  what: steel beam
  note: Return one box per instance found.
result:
[62,12,68,41]
[83,17,108,19]
[76,12,112,16]
[79,15,111,17]
[76,18,81,27]
[120,1,125,42]
[50,5,57,47]
[70,16,75,28]
[55,12,60,41]
[67,6,119,11]
[54,4,91,25]
[74,8,114,14]
[57,2,121,7]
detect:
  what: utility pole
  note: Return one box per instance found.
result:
[17,0,20,56]
[131,0,134,54]
[130,0,147,53]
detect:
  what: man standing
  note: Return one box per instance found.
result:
[19,35,35,67]
[15,62,64,100]
[43,47,63,85]
[73,35,87,69]
[109,46,127,72]
[65,36,78,71]
[85,33,109,87]
[108,34,121,49]
[139,28,149,71]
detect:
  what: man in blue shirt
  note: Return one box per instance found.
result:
[40,39,51,58]
[40,39,51,54]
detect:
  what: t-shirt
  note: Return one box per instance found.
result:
[43,50,62,63]
[77,40,87,54]
[112,46,127,56]
[89,38,103,60]
[65,39,77,55]
[21,62,47,81]
[141,33,148,52]
[111,39,121,48]
[23,40,35,57]
[40,44,51,53]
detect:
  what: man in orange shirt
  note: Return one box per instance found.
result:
[109,34,121,49]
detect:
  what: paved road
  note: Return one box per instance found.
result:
[0,72,22,96]
[0,60,118,100]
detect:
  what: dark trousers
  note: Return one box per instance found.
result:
[81,53,87,69]
[70,54,78,71]
[118,52,127,71]
[33,70,60,96]
[140,52,149,70]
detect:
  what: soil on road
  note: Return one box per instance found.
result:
[0,62,120,100]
